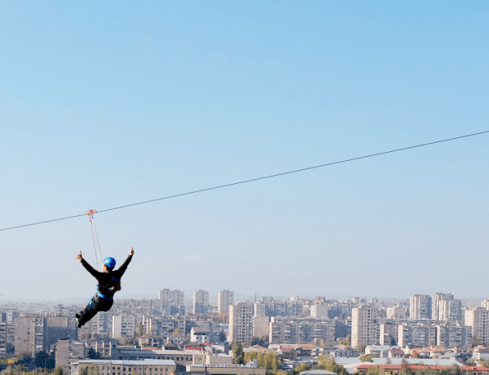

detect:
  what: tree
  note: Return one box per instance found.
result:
[173,328,180,336]
[232,342,244,364]
[87,348,100,360]
[366,366,387,375]
[137,323,144,337]
[356,345,366,354]
[295,363,311,374]
[360,355,373,362]
[219,330,226,343]
[276,371,288,375]
[34,351,49,369]
[79,367,88,375]
[0,367,14,375]
[52,367,64,375]
[259,351,280,372]
[472,336,481,347]
[244,352,259,364]
[315,355,348,375]
[319,339,325,347]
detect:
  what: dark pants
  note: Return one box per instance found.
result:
[78,295,113,326]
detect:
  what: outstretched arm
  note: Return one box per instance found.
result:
[76,251,100,279]
[117,247,134,276]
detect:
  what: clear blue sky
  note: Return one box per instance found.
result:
[0,1,488,302]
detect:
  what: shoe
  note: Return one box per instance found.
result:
[76,314,80,319]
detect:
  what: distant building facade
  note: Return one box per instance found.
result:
[229,302,254,345]
[15,315,77,356]
[217,290,234,314]
[269,317,336,345]
[410,295,432,320]
[465,307,489,345]
[352,305,378,347]
[112,315,136,338]
[193,290,209,314]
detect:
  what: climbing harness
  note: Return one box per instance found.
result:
[87,209,103,271]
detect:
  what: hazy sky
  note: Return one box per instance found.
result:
[0,1,488,302]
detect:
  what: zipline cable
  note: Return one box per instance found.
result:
[89,216,100,270]
[1,129,488,233]
[89,214,104,270]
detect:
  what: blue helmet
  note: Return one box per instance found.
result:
[104,257,116,269]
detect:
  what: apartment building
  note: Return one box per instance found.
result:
[269,317,336,345]
[379,322,399,346]
[410,295,432,320]
[436,324,467,348]
[253,316,269,338]
[0,322,6,359]
[55,339,85,374]
[217,290,234,314]
[158,289,185,311]
[112,315,136,338]
[432,293,462,322]
[352,305,378,347]
[254,303,266,317]
[310,305,329,319]
[15,315,77,356]
[229,302,254,345]
[287,300,303,316]
[465,307,489,345]
[193,290,209,314]
[387,305,407,320]
[143,316,186,336]
[398,322,436,347]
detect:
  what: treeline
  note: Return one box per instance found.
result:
[0,367,64,375]
[0,352,61,375]
[232,343,348,375]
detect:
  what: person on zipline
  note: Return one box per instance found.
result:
[75,247,134,328]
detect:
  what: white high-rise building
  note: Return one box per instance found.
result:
[351,305,378,347]
[159,289,185,307]
[112,315,136,338]
[410,295,432,320]
[432,293,461,321]
[193,290,209,314]
[229,302,254,344]
[218,290,234,314]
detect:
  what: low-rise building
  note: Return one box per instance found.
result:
[186,362,266,375]
[72,359,176,375]
[354,364,489,375]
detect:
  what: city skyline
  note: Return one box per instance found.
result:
[1,1,488,300]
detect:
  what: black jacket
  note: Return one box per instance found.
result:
[81,255,133,299]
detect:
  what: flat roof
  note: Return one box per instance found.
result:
[77,359,176,366]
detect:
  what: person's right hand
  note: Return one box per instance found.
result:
[75,251,83,261]
[130,247,134,256]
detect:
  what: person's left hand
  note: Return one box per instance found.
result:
[130,247,134,256]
